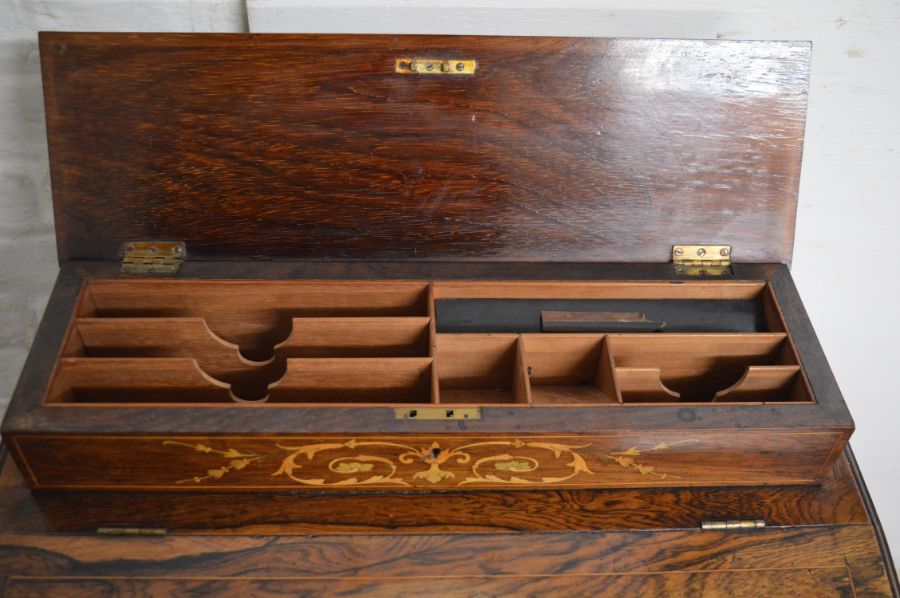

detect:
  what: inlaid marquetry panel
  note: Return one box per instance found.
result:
[10,431,843,491]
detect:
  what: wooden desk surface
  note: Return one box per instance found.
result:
[0,444,894,597]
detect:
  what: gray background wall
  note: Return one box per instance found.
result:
[1,0,897,569]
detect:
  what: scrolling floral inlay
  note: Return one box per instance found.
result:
[162,441,265,484]
[601,439,700,479]
[164,437,700,487]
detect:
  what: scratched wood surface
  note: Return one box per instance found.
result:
[41,33,809,263]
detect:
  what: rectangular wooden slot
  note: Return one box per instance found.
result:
[520,334,618,404]
[437,299,766,333]
[435,335,530,405]
[277,317,430,358]
[267,358,433,404]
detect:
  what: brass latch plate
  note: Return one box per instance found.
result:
[394,407,482,421]
[700,519,765,531]
[122,241,185,275]
[395,58,476,75]
[672,245,732,276]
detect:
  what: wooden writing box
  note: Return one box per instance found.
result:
[0,33,854,492]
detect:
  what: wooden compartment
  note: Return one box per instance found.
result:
[44,282,817,408]
[56,284,434,401]
[278,317,430,358]
[435,334,530,404]
[268,358,433,404]
[80,280,429,360]
[520,334,618,405]
[607,334,813,404]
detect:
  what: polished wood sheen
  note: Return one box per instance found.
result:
[0,445,894,596]
[9,431,843,491]
[41,33,809,263]
[0,32,891,594]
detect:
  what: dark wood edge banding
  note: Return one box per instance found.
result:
[846,444,900,596]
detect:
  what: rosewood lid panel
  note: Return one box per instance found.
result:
[41,33,810,263]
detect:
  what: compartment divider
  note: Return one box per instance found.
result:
[428,283,440,404]
[599,337,622,403]
[713,365,803,402]
[615,367,682,403]
[514,336,533,405]
[74,317,252,373]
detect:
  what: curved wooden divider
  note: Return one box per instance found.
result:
[615,367,682,403]
[714,365,803,403]
[46,357,233,403]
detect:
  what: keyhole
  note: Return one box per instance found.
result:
[430,448,442,459]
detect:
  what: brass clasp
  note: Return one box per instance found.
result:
[395,58,476,75]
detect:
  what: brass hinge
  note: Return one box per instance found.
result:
[121,241,185,275]
[700,518,766,531]
[672,245,732,276]
[97,526,168,537]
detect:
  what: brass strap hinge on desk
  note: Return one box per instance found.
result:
[673,244,732,276]
[121,241,185,275]
[700,518,766,531]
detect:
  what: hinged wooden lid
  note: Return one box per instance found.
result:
[41,33,810,263]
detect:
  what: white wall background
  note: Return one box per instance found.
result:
[1,0,897,572]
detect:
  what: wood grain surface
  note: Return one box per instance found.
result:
[8,430,845,491]
[0,443,869,534]
[0,525,889,597]
[0,568,864,597]
[0,444,893,596]
[41,33,809,263]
